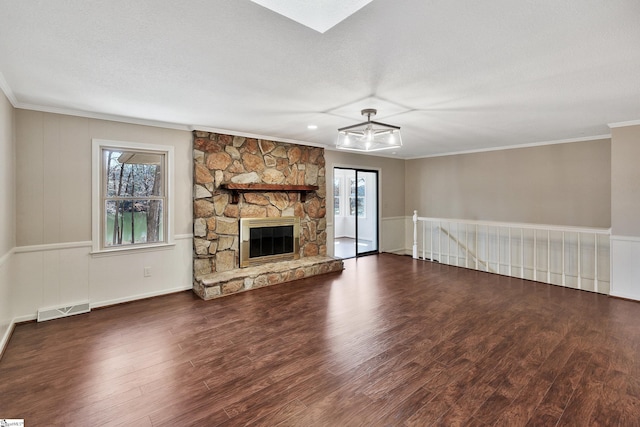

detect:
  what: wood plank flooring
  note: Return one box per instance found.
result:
[2,253,640,426]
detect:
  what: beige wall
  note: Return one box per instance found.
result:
[0,91,15,345]
[405,139,611,228]
[325,150,405,218]
[611,125,640,236]
[15,110,193,246]
[0,93,15,255]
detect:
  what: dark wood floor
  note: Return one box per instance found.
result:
[2,254,640,426]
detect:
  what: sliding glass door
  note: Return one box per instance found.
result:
[355,170,378,256]
[333,167,379,259]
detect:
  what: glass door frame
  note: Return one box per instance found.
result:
[333,166,380,259]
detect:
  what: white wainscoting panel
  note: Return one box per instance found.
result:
[12,249,46,321]
[611,235,640,301]
[13,242,91,320]
[89,235,193,308]
[0,249,14,356]
[41,246,91,311]
[10,236,193,321]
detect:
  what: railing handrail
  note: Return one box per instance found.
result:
[413,212,610,235]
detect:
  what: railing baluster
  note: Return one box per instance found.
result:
[475,225,479,270]
[521,228,525,279]
[594,233,599,293]
[534,230,537,282]
[547,230,551,284]
[418,223,427,261]
[465,224,469,268]
[578,232,582,289]
[508,228,512,276]
[447,221,451,265]
[411,211,418,259]
[497,226,501,274]
[562,231,566,287]
[430,221,433,261]
[439,221,442,264]
[456,222,460,266]
[485,225,489,272]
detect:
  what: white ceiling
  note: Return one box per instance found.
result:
[1,0,639,158]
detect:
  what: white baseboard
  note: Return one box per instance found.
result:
[13,314,37,323]
[382,248,410,255]
[610,291,640,301]
[90,284,193,309]
[1,313,38,359]
[0,321,15,359]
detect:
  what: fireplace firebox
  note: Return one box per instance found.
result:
[239,217,300,267]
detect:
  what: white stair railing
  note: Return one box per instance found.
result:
[412,211,611,294]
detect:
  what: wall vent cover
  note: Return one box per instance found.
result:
[37,302,91,322]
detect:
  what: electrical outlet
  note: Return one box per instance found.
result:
[144,267,152,277]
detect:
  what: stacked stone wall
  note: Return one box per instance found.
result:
[193,131,327,278]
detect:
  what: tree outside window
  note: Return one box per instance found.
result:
[334,177,341,216]
[102,149,166,247]
[349,177,366,217]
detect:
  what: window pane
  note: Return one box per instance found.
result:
[333,177,340,215]
[349,177,356,216]
[357,178,365,217]
[102,148,165,248]
[105,199,164,246]
[104,150,164,198]
[357,177,365,196]
[357,197,365,217]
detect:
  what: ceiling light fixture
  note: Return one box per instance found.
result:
[336,109,402,152]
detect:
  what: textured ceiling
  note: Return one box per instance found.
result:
[1,0,639,158]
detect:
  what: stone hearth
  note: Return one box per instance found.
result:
[194,256,344,300]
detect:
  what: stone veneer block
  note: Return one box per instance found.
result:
[193,256,344,300]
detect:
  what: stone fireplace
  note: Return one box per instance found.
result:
[192,131,343,300]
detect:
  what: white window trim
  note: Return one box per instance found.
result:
[91,139,175,254]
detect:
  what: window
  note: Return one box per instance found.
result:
[92,140,173,252]
[334,177,341,216]
[349,177,366,217]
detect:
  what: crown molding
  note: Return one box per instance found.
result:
[14,102,192,131]
[406,134,612,160]
[14,101,334,151]
[0,72,18,106]
[608,119,640,128]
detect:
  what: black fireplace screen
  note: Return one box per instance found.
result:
[249,225,294,258]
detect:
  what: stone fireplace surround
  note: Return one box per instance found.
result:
[192,131,343,300]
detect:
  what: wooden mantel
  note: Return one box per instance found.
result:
[221,183,319,203]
